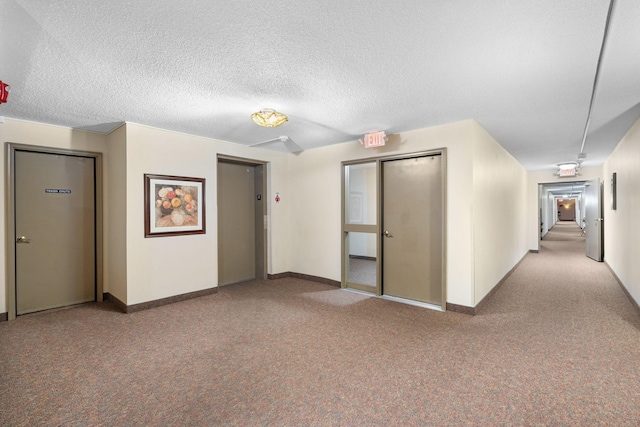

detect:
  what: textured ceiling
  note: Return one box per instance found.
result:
[1,0,638,170]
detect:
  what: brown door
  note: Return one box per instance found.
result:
[15,151,96,315]
[382,154,443,306]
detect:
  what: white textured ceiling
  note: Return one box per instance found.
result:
[1,0,638,170]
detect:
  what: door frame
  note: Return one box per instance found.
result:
[5,143,104,321]
[341,148,447,310]
[216,154,268,283]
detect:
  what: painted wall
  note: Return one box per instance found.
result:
[471,122,528,304]
[123,123,290,305]
[288,120,476,307]
[0,118,108,313]
[105,124,127,302]
[602,116,640,306]
[527,166,602,251]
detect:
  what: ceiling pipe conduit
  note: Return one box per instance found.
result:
[579,0,616,157]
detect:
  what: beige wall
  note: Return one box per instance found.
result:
[471,122,528,304]
[288,120,477,307]
[0,118,108,313]
[603,116,640,306]
[123,123,290,305]
[1,116,558,313]
[105,124,127,303]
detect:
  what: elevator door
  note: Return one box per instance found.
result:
[217,160,266,285]
[15,151,96,315]
[382,155,443,306]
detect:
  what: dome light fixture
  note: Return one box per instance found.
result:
[557,161,578,170]
[250,108,288,128]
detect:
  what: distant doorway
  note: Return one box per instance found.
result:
[557,199,576,221]
[538,179,602,261]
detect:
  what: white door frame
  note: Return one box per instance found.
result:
[5,143,104,320]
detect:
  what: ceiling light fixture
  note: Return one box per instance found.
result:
[250,108,288,128]
[556,161,578,177]
[558,162,578,170]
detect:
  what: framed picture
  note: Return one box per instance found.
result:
[144,174,205,237]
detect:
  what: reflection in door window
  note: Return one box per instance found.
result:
[346,163,377,225]
[348,232,377,287]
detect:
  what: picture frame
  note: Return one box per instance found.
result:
[144,174,205,237]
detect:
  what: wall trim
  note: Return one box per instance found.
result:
[104,286,218,314]
[103,293,127,313]
[0,312,7,322]
[445,303,475,315]
[605,261,640,314]
[268,272,341,288]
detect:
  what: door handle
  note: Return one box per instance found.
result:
[16,236,31,244]
[383,230,393,238]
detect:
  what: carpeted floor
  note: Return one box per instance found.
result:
[1,222,640,425]
[348,257,377,286]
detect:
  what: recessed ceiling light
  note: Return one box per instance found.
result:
[250,109,288,128]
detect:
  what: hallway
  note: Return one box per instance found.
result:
[475,221,640,420]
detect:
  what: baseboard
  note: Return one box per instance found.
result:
[103,293,127,313]
[104,286,218,314]
[605,261,640,314]
[267,272,291,280]
[451,252,529,316]
[445,303,475,315]
[268,272,341,288]
[0,312,7,322]
[529,249,539,253]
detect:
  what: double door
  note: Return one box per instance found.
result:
[343,151,445,309]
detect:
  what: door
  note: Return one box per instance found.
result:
[15,151,96,315]
[382,154,443,306]
[217,160,266,285]
[584,178,603,261]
